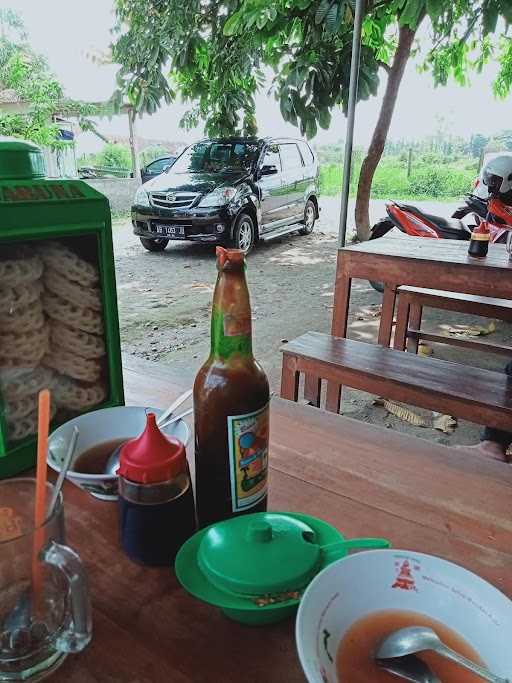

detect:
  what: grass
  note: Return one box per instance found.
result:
[320,155,478,201]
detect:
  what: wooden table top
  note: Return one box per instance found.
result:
[55,360,512,682]
[342,235,512,270]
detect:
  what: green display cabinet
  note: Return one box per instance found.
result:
[0,137,124,478]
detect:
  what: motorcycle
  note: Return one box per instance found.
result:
[368,196,510,292]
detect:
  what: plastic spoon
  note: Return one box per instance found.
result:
[376,655,441,682]
[376,626,509,683]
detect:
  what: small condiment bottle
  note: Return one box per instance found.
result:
[118,413,196,566]
[468,221,490,258]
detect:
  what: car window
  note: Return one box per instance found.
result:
[261,145,282,172]
[147,158,171,174]
[279,143,304,171]
[172,142,259,173]
[298,142,315,165]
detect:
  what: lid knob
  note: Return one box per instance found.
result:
[246,520,273,543]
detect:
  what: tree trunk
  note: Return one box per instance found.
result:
[354,23,418,241]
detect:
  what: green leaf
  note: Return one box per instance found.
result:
[325,3,339,33]
[315,0,331,25]
[399,0,425,28]
[223,12,241,36]
[305,116,317,138]
[482,4,499,34]
[318,107,331,129]
[425,0,443,20]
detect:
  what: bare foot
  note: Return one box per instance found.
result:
[455,440,508,462]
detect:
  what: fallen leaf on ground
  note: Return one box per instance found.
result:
[446,321,496,337]
[418,344,433,356]
[374,398,429,426]
[433,414,457,434]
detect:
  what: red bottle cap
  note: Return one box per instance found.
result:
[472,220,490,235]
[118,413,186,484]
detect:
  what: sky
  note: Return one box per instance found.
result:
[6,0,512,155]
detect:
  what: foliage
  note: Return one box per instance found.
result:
[140,144,174,166]
[112,0,512,141]
[319,153,477,199]
[0,10,100,148]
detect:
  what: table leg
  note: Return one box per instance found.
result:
[328,253,351,413]
[407,303,423,354]
[394,294,410,351]
[280,355,300,402]
[378,284,397,347]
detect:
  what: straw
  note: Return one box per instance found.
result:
[32,389,51,604]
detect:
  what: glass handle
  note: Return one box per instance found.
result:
[42,541,92,653]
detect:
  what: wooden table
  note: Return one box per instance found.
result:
[53,358,512,682]
[332,237,512,346]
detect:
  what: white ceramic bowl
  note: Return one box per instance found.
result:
[296,549,512,683]
[48,406,191,501]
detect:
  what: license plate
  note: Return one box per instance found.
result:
[153,224,185,236]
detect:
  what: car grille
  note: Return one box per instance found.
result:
[149,192,200,209]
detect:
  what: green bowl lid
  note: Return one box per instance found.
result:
[0,137,46,179]
[197,513,322,596]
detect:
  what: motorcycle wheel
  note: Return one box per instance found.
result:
[368,222,392,293]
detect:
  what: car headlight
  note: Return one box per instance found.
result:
[198,186,237,208]
[134,187,150,206]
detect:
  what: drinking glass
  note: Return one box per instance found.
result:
[0,478,92,681]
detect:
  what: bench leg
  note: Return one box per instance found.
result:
[280,355,300,401]
[378,284,397,347]
[325,382,342,414]
[304,374,321,407]
[407,303,423,354]
[394,295,410,351]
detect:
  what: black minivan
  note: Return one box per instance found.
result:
[131,137,319,253]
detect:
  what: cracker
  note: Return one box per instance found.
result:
[0,253,43,289]
[0,366,54,401]
[52,373,107,411]
[50,322,105,359]
[0,280,43,315]
[7,402,57,443]
[0,300,45,334]
[5,395,37,421]
[0,324,49,367]
[38,242,99,287]
[43,345,102,382]
[44,268,101,312]
[43,291,104,335]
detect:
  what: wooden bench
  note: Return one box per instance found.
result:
[394,286,512,356]
[281,331,512,431]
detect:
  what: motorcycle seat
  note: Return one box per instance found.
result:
[394,202,471,239]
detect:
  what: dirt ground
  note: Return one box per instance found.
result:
[112,217,512,448]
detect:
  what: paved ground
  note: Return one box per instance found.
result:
[113,199,511,449]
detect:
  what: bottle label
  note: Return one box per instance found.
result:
[227,403,269,512]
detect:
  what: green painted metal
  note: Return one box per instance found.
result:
[0,139,124,478]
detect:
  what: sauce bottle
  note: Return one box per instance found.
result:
[468,220,490,258]
[118,413,196,565]
[194,247,270,528]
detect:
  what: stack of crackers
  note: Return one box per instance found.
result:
[0,242,107,443]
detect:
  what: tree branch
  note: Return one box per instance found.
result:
[377,60,391,75]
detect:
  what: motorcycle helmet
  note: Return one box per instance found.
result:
[482,155,512,195]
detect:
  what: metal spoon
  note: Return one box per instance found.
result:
[104,408,193,476]
[376,655,440,683]
[376,626,509,683]
[155,389,192,427]
[48,426,79,516]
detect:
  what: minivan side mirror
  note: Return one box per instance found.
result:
[260,164,278,176]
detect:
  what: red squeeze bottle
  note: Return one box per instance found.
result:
[118,413,196,565]
[468,221,490,258]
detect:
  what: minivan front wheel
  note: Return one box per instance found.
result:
[299,199,316,235]
[232,213,255,254]
[140,237,168,252]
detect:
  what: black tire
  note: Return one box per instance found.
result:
[299,199,316,235]
[369,280,385,293]
[140,237,168,252]
[367,221,391,293]
[231,212,255,254]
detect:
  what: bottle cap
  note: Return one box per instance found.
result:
[216,246,245,269]
[471,220,490,240]
[118,413,186,484]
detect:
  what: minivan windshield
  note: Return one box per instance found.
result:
[171,141,260,174]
